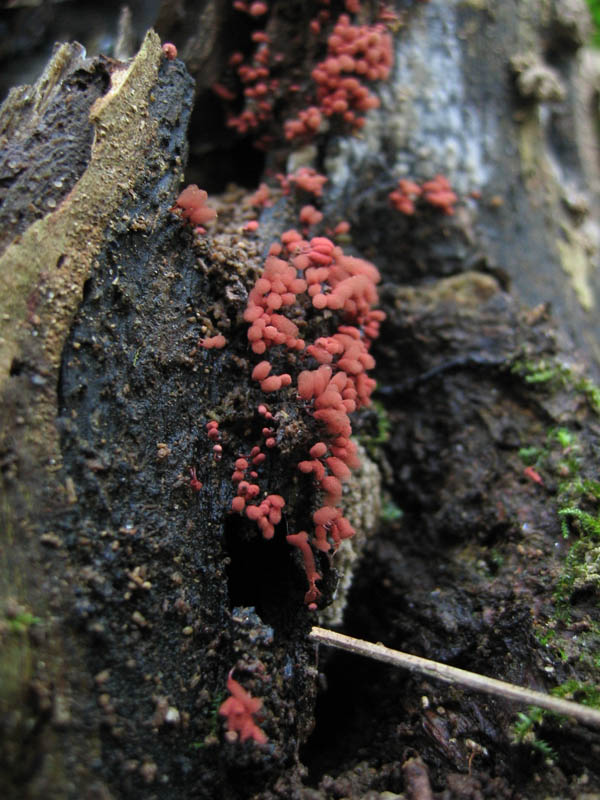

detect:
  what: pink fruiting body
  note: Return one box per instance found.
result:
[199,334,227,349]
[285,14,393,140]
[288,167,328,197]
[299,205,324,227]
[162,42,178,60]
[249,1,268,16]
[206,421,221,442]
[216,4,393,149]
[212,82,237,101]
[249,183,271,207]
[189,468,203,491]
[286,531,321,609]
[389,178,422,215]
[219,671,267,744]
[421,175,457,215]
[389,175,457,216]
[173,185,217,227]
[201,4,394,609]
[242,230,384,605]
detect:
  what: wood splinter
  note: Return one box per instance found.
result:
[309,627,600,729]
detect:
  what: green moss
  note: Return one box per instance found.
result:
[517,426,581,489]
[511,358,600,415]
[6,611,40,635]
[551,679,600,708]
[512,707,558,761]
[191,691,226,749]
[508,389,600,627]
[535,626,556,648]
[513,681,600,762]
[519,445,543,465]
[535,624,571,663]
[536,619,600,669]
[522,363,565,384]
[554,538,596,619]
[509,381,600,623]
[381,500,403,522]
[489,548,505,571]
[554,428,576,449]
[583,380,600,413]
[369,400,391,445]
[0,605,40,719]
[553,516,600,629]
[586,0,600,46]
[558,507,600,540]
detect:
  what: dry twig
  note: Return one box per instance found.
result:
[309,627,600,728]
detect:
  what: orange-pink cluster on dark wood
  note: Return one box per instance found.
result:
[230,431,286,539]
[219,672,267,744]
[161,42,178,61]
[242,229,384,605]
[215,4,394,147]
[199,334,227,349]
[285,14,393,139]
[299,205,324,229]
[172,185,217,229]
[421,175,458,215]
[389,175,457,216]
[288,167,328,197]
[223,28,279,138]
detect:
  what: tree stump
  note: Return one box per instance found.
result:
[1,3,600,798]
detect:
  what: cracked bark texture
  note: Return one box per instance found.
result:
[1,2,600,799]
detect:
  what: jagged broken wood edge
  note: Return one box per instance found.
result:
[0,30,172,447]
[0,30,191,796]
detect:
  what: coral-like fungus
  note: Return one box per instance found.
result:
[389,175,457,216]
[389,179,422,215]
[172,185,217,228]
[299,205,324,228]
[189,468,203,491]
[217,4,394,147]
[421,175,457,215]
[161,42,178,60]
[219,671,267,744]
[199,334,227,349]
[243,231,384,605]
[288,167,328,198]
[285,14,393,139]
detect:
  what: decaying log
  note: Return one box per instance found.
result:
[2,3,600,798]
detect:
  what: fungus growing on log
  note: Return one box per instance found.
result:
[219,672,267,744]
[285,14,393,139]
[172,185,217,227]
[242,230,384,604]
[286,531,322,609]
[161,42,178,60]
[199,334,227,349]
[390,176,457,216]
